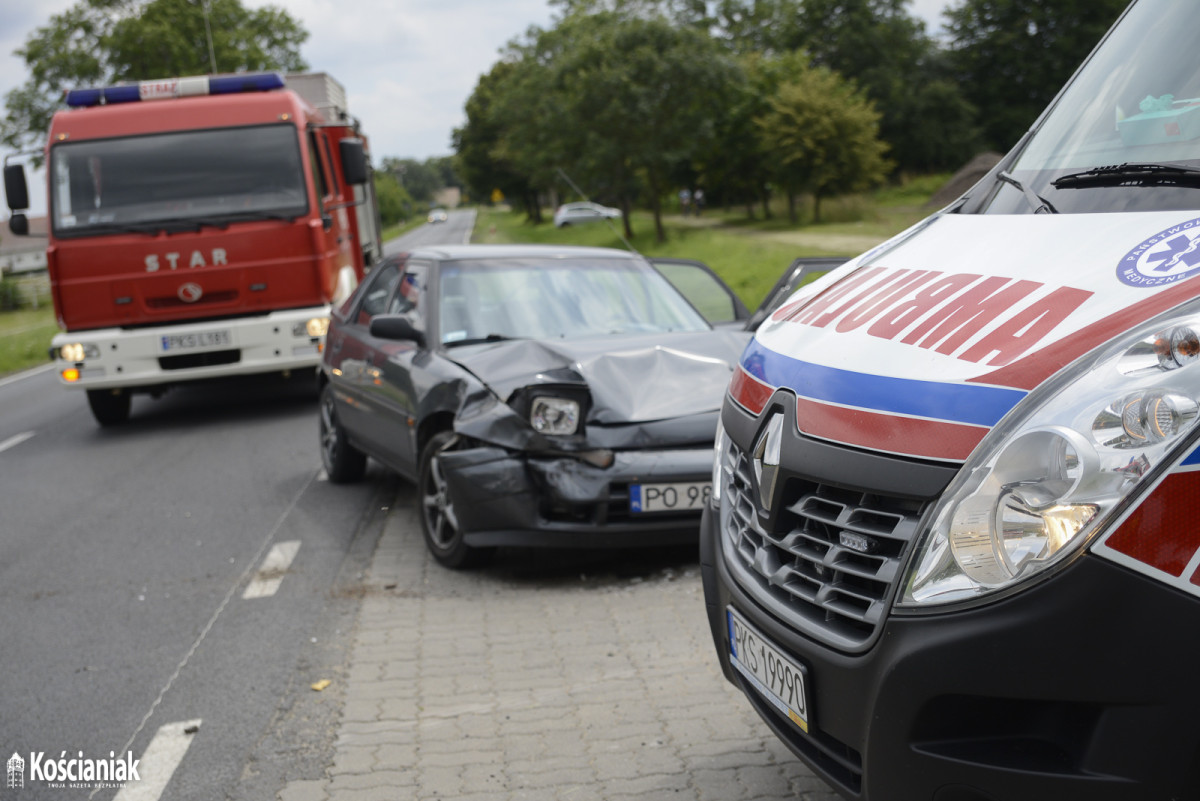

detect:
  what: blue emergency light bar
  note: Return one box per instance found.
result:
[65,72,286,108]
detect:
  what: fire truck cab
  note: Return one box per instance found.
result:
[3,71,381,425]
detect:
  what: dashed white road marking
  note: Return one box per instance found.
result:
[112,719,202,801]
[0,431,35,454]
[241,540,302,599]
[316,468,328,482]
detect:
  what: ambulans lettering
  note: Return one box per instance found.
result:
[1118,216,1200,288]
[776,267,1093,367]
[144,249,228,272]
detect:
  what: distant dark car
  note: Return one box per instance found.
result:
[318,244,754,568]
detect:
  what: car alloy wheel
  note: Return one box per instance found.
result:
[319,384,366,483]
[419,431,493,569]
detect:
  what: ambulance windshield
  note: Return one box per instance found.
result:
[49,123,308,237]
[987,0,1200,214]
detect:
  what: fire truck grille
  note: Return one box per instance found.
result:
[146,290,239,309]
[720,441,924,651]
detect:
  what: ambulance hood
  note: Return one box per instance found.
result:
[740,211,1200,462]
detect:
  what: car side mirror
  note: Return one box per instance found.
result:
[339,138,368,186]
[8,213,28,236]
[370,314,425,347]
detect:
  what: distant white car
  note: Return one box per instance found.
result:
[553,201,621,228]
[427,209,449,223]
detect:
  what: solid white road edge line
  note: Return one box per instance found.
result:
[111,719,202,801]
[242,540,302,599]
[0,362,55,390]
[0,431,35,454]
[92,471,319,801]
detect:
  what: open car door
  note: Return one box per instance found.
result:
[650,258,750,329]
[745,257,846,331]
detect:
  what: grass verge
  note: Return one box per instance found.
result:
[472,175,945,308]
[0,306,58,377]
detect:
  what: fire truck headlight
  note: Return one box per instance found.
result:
[899,301,1200,610]
[294,318,330,338]
[59,343,100,362]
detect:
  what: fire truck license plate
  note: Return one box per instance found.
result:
[629,481,710,513]
[728,608,811,732]
[159,329,233,353]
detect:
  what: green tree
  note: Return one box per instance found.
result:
[453,60,546,221]
[756,65,892,223]
[2,0,307,153]
[549,12,741,242]
[379,158,442,205]
[945,0,1126,150]
[374,170,414,227]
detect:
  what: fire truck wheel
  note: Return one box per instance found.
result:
[86,389,131,426]
[320,384,367,483]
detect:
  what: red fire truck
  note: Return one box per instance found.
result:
[3,71,382,425]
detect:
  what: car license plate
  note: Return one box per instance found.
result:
[727,607,810,733]
[159,329,232,353]
[629,481,710,513]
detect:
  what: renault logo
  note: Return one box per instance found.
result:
[753,412,784,512]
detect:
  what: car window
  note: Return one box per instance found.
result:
[652,260,747,325]
[354,261,401,326]
[439,257,709,344]
[387,263,427,317]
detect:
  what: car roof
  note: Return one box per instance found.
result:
[401,243,641,263]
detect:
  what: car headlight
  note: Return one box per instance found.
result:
[59,343,100,362]
[294,317,330,337]
[530,397,580,435]
[899,303,1200,609]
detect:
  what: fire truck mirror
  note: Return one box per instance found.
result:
[339,139,368,186]
[8,213,27,236]
[4,164,29,211]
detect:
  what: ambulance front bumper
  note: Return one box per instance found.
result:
[702,503,1200,801]
[49,307,330,390]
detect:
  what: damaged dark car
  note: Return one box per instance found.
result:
[318,244,756,568]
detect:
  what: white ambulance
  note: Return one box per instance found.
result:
[701,1,1200,799]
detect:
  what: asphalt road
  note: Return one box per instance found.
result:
[0,213,472,801]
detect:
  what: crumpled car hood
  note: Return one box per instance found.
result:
[446,329,750,424]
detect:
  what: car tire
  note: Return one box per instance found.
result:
[86,388,131,426]
[319,384,367,483]
[419,430,493,569]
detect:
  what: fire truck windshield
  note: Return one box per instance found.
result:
[49,123,309,237]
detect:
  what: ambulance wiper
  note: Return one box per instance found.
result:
[1052,162,1200,189]
[997,171,1059,214]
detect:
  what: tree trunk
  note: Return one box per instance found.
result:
[813,192,823,225]
[787,192,797,225]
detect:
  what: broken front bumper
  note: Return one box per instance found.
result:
[439,445,714,548]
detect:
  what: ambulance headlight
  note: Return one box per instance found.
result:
[899,303,1200,609]
[59,343,99,362]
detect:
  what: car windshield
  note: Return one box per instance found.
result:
[49,123,308,236]
[984,0,1200,214]
[438,257,710,344]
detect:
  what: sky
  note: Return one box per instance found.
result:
[0,0,952,215]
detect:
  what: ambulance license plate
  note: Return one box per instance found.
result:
[728,607,811,732]
[159,329,232,353]
[629,481,710,513]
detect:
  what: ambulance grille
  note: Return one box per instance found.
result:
[720,442,924,651]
